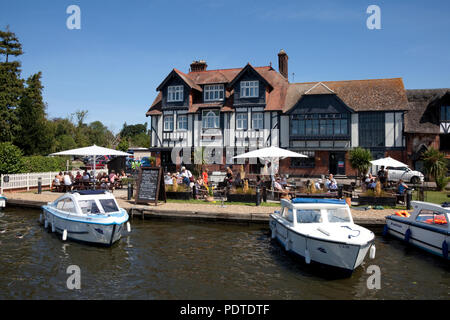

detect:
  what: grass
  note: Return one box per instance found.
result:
[166,198,280,207]
[413,190,449,205]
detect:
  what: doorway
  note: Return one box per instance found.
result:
[329,152,346,175]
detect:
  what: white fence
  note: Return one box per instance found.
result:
[0,169,108,194]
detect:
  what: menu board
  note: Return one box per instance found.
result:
[135,167,166,205]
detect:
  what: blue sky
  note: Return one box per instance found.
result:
[1,0,449,133]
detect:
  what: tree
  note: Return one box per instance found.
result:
[15,72,53,155]
[117,139,129,152]
[0,26,23,63]
[422,147,449,191]
[349,147,373,185]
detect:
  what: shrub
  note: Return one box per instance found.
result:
[349,147,372,185]
[435,175,450,191]
[0,142,25,174]
[22,156,67,173]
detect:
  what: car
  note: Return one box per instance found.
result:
[386,166,424,184]
[140,157,152,168]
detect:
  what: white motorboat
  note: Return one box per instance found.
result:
[384,201,449,260]
[270,198,376,273]
[0,195,6,209]
[41,190,130,246]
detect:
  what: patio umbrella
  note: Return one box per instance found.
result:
[50,145,130,187]
[370,157,407,168]
[233,146,307,187]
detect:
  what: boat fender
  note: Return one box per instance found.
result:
[62,229,67,241]
[404,229,411,243]
[44,219,48,229]
[305,249,311,264]
[369,245,376,259]
[127,222,131,233]
[271,227,276,239]
[285,239,291,251]
[51,221,55,233]
[39,214,43,224]
[442,241,448,260]
[382,225,389,237]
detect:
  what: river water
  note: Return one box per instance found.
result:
[0,207,448,300]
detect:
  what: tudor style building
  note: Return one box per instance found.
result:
[146,50,444,178]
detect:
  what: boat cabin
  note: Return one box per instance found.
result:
[278,198,353,227]
[51,190,121,215]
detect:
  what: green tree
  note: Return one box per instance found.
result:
[349,147,373,185]
[0,26,23,63]
[0,142,24,174]
[117,139,129,152]
[422,147,449,191]
[15,72,53,155]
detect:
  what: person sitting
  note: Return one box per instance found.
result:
[180,166,193,187]
[63,172,72,191]
[82,170,90,181]
[52,175,61,192]
[397,179,409,195]
[56,171,63,184]
[164,172,173,185]
[194,177,205,199]
[100,172,109,189]
[280,175,288,188]
[315,179,322,191]
[274,178,290,199]
[368,178,377,191]
[224,167,233,186]
[75,171,82,182]
[325,174,337,190]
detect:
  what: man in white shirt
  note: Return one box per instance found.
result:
[63,172,72,191]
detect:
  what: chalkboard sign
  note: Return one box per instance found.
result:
[135,167,166,205]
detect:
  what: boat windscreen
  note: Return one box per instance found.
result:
[79,200,101,214]
[326,208,351,223]
[297,209,322,223]
[99,199,119,213]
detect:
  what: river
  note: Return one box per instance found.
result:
[0,207,448,300]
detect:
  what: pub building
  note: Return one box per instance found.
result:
[146,50,450,178]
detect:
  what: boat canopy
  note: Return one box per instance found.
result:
[291,198,346,205]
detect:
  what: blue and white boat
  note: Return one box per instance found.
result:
[384,201,449,260]
[0,194,6,209]
[270,198,376,273]
[41,190,130,246]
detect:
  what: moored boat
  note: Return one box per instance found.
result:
[41,190,130,246]
[0,195,6,209]
[384,201,449,260]
[270,198,376,274]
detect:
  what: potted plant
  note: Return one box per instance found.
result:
[165,182,192,200]
[204,184,215,202]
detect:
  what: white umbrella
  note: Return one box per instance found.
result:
[233,146,307,188]
[370,157,407,168]
[50,145,130,187]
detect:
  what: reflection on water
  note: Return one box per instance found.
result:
[0,207,448,299]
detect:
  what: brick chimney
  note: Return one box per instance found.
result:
[278,49,288,79]
[190,60,207,72]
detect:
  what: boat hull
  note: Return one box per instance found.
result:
[0,196,6,208]
[270,216,373,272]
[42,206,127,246]
[385,216,449,259]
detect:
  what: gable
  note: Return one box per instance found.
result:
[228,64,272,90]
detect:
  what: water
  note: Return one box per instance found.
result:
[0,207,448,300]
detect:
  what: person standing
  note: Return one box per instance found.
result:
[377,166,388,188]
[202,168,209,186]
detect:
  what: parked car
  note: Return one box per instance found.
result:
[140,157,152,168]
[386,166,424,184]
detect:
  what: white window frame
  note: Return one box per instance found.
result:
[204,84,224,101]
[177,114,188,131]
[163,115,174,131]
[202,110,220,129]
[167,85,184,102]
[236,113,248,130]
[240,81,259,98]
[252,112,264,130]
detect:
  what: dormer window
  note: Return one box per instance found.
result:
[240,81,259,98]
[167,85,183,102]
[204,84,224,101]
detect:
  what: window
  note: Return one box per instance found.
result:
[167,85,183,102]
[326,208,351,223]
[236,113,248,130]
[163,115,174,131]
[416,209,448,226]
[79,200,100,214]
[204,84,224,101]
[57,198,76,213]
[99,199,119,213]
[282,207,294,223]
[291,114,348,137]
[177,114,188,130]
[359,112,385,147]
[240,81,259,98]
[291,151,315,168]
[252,112,264,129]
[441,106,450,122]
[202,110,220,129]
[296,209,322,223]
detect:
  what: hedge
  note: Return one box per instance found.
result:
[22,156,68,173]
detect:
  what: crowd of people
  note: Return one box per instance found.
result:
[52,169,127,191]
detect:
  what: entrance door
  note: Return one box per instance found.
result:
[329,152,346,175]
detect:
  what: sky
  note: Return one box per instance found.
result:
[1,0,449,133]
